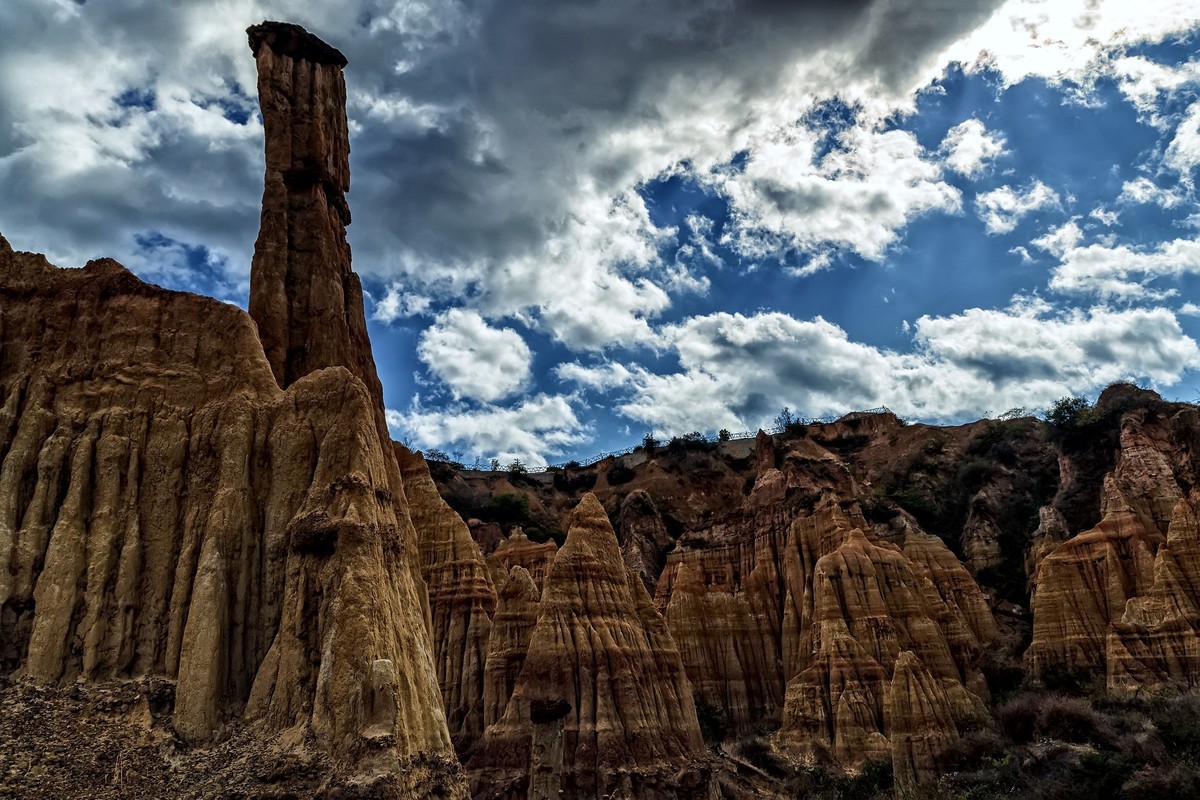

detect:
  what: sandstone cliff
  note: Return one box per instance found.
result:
[442,413,1021,788]
[1028,388,1200,693]
[487,528,558,592]
[0,22,467,798]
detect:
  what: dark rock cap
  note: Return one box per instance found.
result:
[247,21,347,66]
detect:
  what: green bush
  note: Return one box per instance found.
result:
[484,493,531,532]
[1045,396,1091,430]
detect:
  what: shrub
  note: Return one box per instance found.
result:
[1058,751,1135,800]
[774,406,807,435]
[484,493,531,532]
[1045,396,1091,430]
[838,759,893,800]
[1122,763,1200,800]
[694,698,729,745]
[998,694,1041,743]
[1150,693,1200,762]
[607,464,636,485]
[939,727,1007,771]
[553,470,597,493]
[957,456,995,492]
[785,764,838,798]
[1036,696,1115,746]
[999,694,1114,748]
[733,735,787,777]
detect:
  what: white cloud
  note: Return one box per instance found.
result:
[388,394,588,467]
[607,303,1200,433]
[0,0,268,279]
[1166,101,1200,181]
[1031,219,1084,258]
[975,180,1061,234]
[416,309,532,403]
[719,123,962,263]
[554,361,636,392]
[1009,245,1034,263]
[1181,302,1200,316]
[372,283,432,322]
[7,0,1200,465]
[940,118,1007,177]
[1090,207,1119,226]
[1033,225,1200,299]
[944,0,1200,88]
[1119,177,1186,208]
[476,190,674,349]
[1110,56,1200,125]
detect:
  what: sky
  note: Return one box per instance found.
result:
[3,1,1200,466]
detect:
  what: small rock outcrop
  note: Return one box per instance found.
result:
[487,528,558,592]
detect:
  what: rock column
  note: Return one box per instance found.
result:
[247,22,389,438]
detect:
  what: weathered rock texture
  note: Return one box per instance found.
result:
[0,21,468,797]
[247,22,387,437]
[470,494,705,798]
[445,412,1016,787]
[650,479,994,786]
[482,566,540,730]
[777,499,992,785]
[1028,388,1200,694]
[397,444,497,754]
[487,528,558,592]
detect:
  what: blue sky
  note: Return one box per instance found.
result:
[3,1,1200,465]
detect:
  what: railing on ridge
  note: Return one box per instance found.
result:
[527,406,894,473]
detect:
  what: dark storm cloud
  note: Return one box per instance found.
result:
[0,0,1003,324]
[342,0,1005,275]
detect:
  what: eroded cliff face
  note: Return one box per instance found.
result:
[775,500,993,780]
[397,444,497,754]
[630,426,994,789]
[0,21,467,798]
[470,494,706,799]
[0,239,463,796]
[1027,388,1200,694]
[440,416,1034,788]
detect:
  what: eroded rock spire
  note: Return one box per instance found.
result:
[247,22,386,424]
